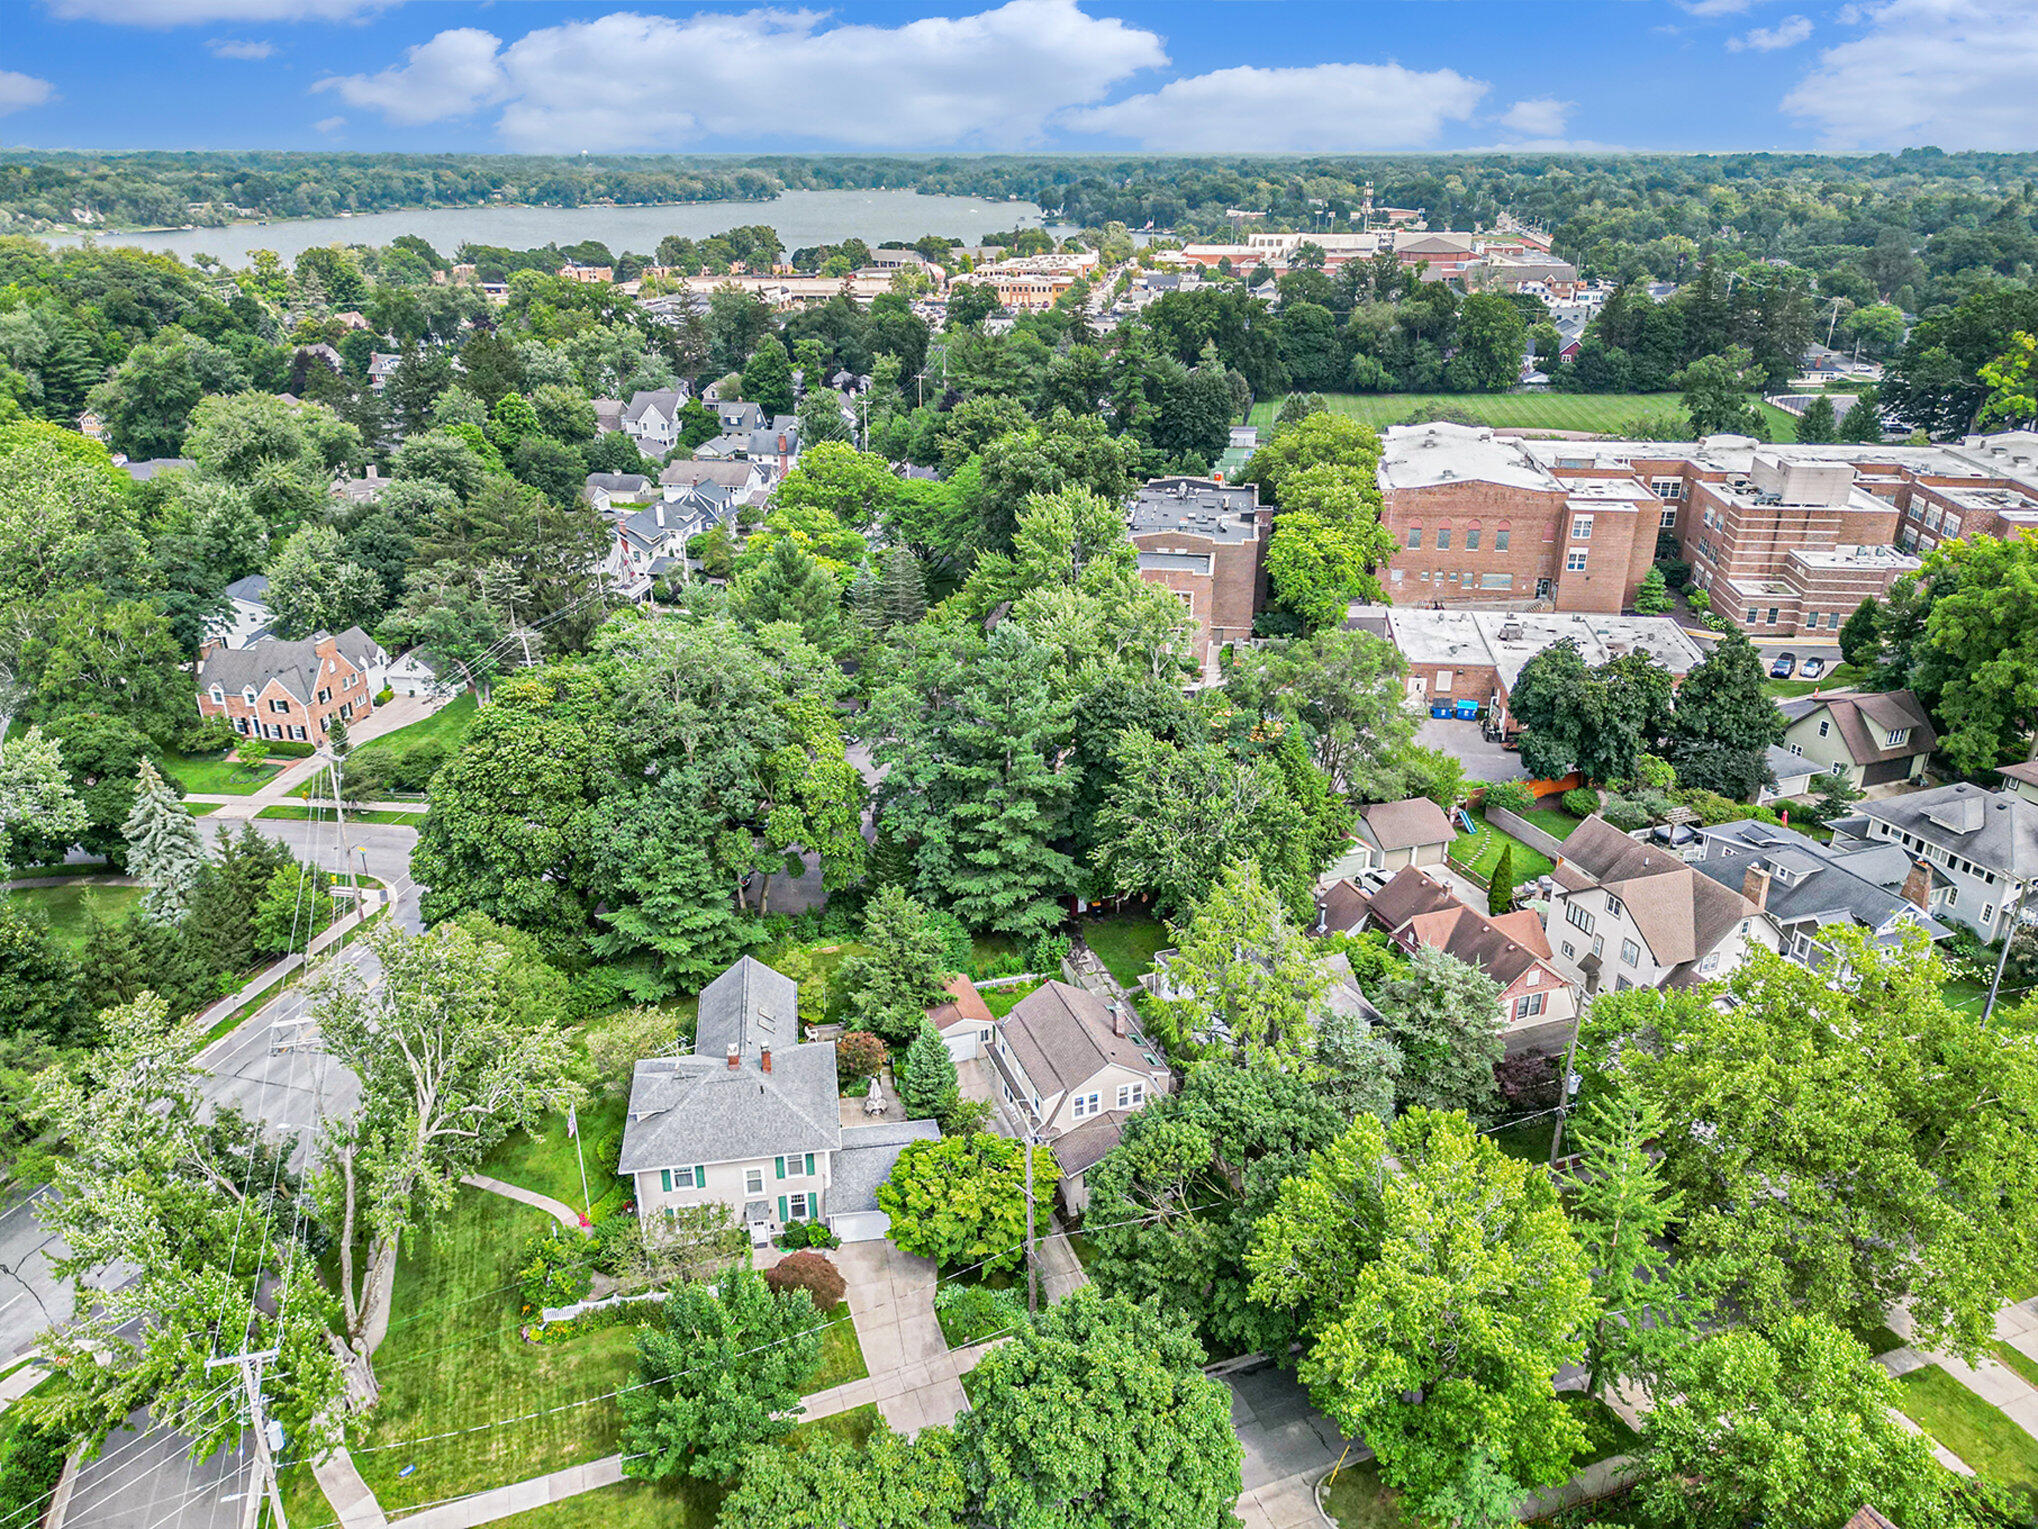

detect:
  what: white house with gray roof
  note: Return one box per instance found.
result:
[619,387,693,455]
[1831,782,2038,941]
[618,957,936,1244]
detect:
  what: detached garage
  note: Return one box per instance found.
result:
[927,975,999,1062]
[827,1119,941,1244]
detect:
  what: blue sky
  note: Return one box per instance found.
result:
[2,0,2034,156]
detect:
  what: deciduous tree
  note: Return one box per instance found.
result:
[875,1132,1056,1274]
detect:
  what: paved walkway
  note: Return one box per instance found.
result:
[1884,1295,2038,1447]
[312,1444,391,1529]
[460,1175,587,1235]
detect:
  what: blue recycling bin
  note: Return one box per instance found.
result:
[1430,702,1450,718]
[1454,699,1480,720]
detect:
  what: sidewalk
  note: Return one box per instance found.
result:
[461,1175,587,1235]
[189,892,389,1063]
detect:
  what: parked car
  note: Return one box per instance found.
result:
[1771,652,1797,678]
[1799,656,1826,680]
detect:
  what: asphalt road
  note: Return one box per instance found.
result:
[25,820,422,1528]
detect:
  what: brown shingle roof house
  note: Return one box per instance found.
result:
[1779,689,1936,789]
[924,974,998,1062]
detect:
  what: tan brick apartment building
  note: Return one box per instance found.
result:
[1376,424,1657,612]
[1372,429,2038,640]
[1126,477,1271,662]
[197,627,385,743]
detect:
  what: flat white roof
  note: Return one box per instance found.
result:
[1381,422,1560,493]
[1359,606,1706,691]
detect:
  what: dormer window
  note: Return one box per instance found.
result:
[242,687,257,705]
[1886,728,1910,746]
[209,685,225,704]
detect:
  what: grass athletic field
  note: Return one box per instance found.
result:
[1246,391,1802,442]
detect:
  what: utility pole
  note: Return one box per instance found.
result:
[1023,1119,1039,1316]
[1983,880,2028,1025]
[207,1347,286,1529]
[1548,999,1587,1169]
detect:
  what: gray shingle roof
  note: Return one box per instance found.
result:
[617,1044,840,1172]
[621,388,690,425]
[198,626,381,704]
[1857,782,2038,880]
[830,1119,941,1213]
[695,956,799,1060]
[1784,690,1936,766]
[1002,981,1166,1095]
[1692,820,1949,946]
[223,574,271,604]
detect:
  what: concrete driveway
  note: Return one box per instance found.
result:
[1228,1363,1360,1528]
[830,1240,967,1434]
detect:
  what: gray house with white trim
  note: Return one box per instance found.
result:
[1831,782,2038,942]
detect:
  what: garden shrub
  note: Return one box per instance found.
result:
[976,949,1030,980]
[934,1282,1024,1347]
[589,1212,639,1276]
[1025,931,1072,975]
[837,1030,886,1086]
[763,1250,846,1310]
[774,1219,841,1252]
[1560,787,1600,819]
[178,715,238,755]
[268,739,316,759]
[0,1410,70,1520]
[1600,796,1653,833]
[1483,780,1536,815]
[517,1225,593,1311]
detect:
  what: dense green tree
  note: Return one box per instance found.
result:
[898,1020,960,1120]
[1086,1059,1344,1360]
[1487,843,1514,917]
[1243,411,1382,506]
[729,535,845,654]
[86,327,248,459]
[1666,627,1783,795]
[7,590,187,744]
[1906,535,2038,773]
[876,1132,1056,1274]
[741,338,795,418]
[1249,1109,1597,1513]
[835,884,954,1046]
[1676,346,1769,437]
[1588,929,2038,1357]
[1794,393,1839,443]
[1224,629,1414,792]
[871,624,1075,941]
[586,774,754,999]
[1839,595,1883,670]
[620,1267,825,1484]
[968,409,1143,555]
[1448,293,1529,392]
[1640,1317,1973,1529]
[959,1289,1243,1529]
[1374,945,1505,1118]
[0,901,87,1045]
[263,523,386,639]
[1157,860,1329,1062]
[0,724,90,876]
[0,441,148,608]
[713,1427,966,1529]
[42,710,163,861]
[1508,640,1675,785]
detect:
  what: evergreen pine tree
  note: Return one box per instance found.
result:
[835,884,954,1045]
[877,546,927,630]
[729,536,844,653]
[866,817,914,890]
[1488,843,1515,917]
[1794,394,1838,444]
[121,759,207,925]
[898,1020,959,1120]
[326,715,352,760]
[1838,393,1883,443]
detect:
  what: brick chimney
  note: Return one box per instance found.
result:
[760,1045,772,1075]
[1741,863,1771,912]
[725,1043,739,1071]
[1901,858,1933,911]
[1108,999,1126,1038]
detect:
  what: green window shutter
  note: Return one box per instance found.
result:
[775,1156,786,1180]
[804,1152,814,1176]
[810,1189,821,1220]
[778,1195,789,1223]
[696,1164,706,1187]
[660,1169,673,1193]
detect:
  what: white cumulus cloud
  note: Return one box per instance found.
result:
[319,1,1167,151]
[1065,62,1489,151]
[48,0,394,22]
[1728,14,1812,49]
[314,26,508,127]
[209,37,274,58]
[1499,96,1575,137]
[1780,0,2038,148]
[1681,0,1760,15]
[314,114,345,134]
[0,71,58,115]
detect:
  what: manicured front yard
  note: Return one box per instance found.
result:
[1080,913,1168,987]
[353,692,479,759]
[807,1302,868,1392]
[1451,809,1557,888]
[348,1189,644,1514]
[482,1091,630,1216]
[1895,1364,2038,1506]
[162,748,286,795]
[10,882,144,951]
[1320,1459,1405,1529]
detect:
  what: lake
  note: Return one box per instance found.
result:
[43,188,1062,268]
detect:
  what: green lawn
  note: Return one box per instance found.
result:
[1764,662,1864,699]
[1524,804,1589,840]
[1246,391,1801,442]
[1995,1342,2038,1392]
[256,804,425,823]
[268,1461,338,1529]
[982,978,1045,1018]
[352,692,479,759]
[1451,809,1557,888]
[1895,1365,2038,1508]
[1943,977,1990,1016]
[1080,913,1169,988]
[162,748,286,795]
[348,1188,644,1515]
[1320,1459,1406,1529]
[482,1091,630,1215]
[807,1302,868,1392]
[1490,1114,1559,1165]
[10,882,144,950]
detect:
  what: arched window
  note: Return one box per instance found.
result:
[1495,521,1512,552]
[1465,520,1483,551]
[1436,522,1452,551]
[1406,523,1423,550]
